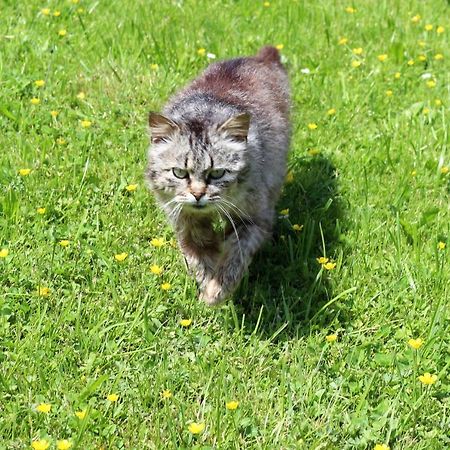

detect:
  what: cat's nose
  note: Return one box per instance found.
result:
[192,191,205,201]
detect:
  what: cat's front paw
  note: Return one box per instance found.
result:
[200,278,228,306]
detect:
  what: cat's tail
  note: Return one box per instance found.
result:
[255,46,282,65]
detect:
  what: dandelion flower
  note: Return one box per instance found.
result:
[161,282,171,291]
[77,7,84,13]
[326,333,338,342]
[58,29,67,37]
[411,170,417,177]
[418,372,437,385]
[385,90,393,97]
[188,422,205,434]
[76,92,85,100]
[75,410,86,419]
[31,440,50,450]
[263,1,270,7]
[426,80,436,88]
[394,72,401,79]
[317,257,329,264]
[150,264,163,275]
[37,207,46,214]
[114,253,128,262]
[434,54,443,60]
[345,6,356,13]
[285,171,294,183]
[422,108,430,115]
[41,8,51,15]
[408,338,423,349]
[417,40,426,48]
[327,108,336,115]
[351,60,362,68]
[19,168,32,176]
[418,55,426,62]
[0,249,9,258]
[150,63,159,71]
[180,319,192,327]
[308,148,320,156]
[441,167,449,175]
[80,119,92,128]
[161,389,172,399]
[31,98,40,105]
[125,184,138,192]
[150,237,165,247]
[425,24,433,31]
[436,26,444,34]
[374,445,390,450]
[71,0,80,3]
[307,123,318,130]
[36,403,51,413]
[411,14,420,23]
[59,240,70,247]
[197,48,206,56]
[435,99,442,106]
[53,10,61,16]
[35,80,45,87]
[292,224,303,231]
[323,262,337,270]
[377,54,388,62]
[407,59,415,66]
[226,400,239,410]
[56,440,71,450]
[279,208,289,216]
[56,138,66,145]
[352,47,363,55]
[107,393,119,402]
[275,44,284,50]
[338,37,348,45]
[50,110,59,117]
[437,241,446,249]
[38,286,50,297]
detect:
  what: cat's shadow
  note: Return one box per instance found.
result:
[229,154,348,339]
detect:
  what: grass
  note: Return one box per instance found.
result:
[1,0,449,448]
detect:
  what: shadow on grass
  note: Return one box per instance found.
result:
[231,154,349,339]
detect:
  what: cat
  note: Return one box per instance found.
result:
[146,46,290,305]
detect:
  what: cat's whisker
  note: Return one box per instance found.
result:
[216,204,244,265]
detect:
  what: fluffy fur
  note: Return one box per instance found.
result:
[146,46,290,305]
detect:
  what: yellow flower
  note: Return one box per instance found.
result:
[352,47,363,55]
[58,29,67,37]
[19,168,32,176]
[411,14,420,23]
[307,123,318,130]
[161,282,171,291]
[285,171,294,183]
[31,98,40,105]
[77,8,84,13]
[31,440,50,450]
[56,440,72,450]
[107,393,119,402]
[418,55,426,62]
[407,59,415,66]
[75,410,87,419]
[434,53,444,60]
[188,422,205,434]
[422,108,430,115]
[197,48,206,56]
[323,262,337,270]
[418,372,437,385]
[150,264,163,275]
[435,99,442,107]
[385,90,393,97]
[437,26,445,34]
[408,338,423,349]
[377,54,388,62]
[150,237,165,247]
[327,108,336,115]
[351,60,362,68]
[161,389,172,399]
[263,1,270,7]
[438,241,446,250]
[125,184,138,192]
[411,170,417,177]
[345,6,356,13]
[275,44,284,50]
[180,319,192,327]
[279,208,289,216]
[316,256,329,264]
[37,207,46,215]
[374,445,390,450]
[441,167,449,175]
[71,0,80,3]
[338,37,348,45]
[53,10,61,17]
[150,63,159,71]
[424,24,433,31]
[226,400,239,410]
[36,403,51,413]
[292,224,303,231]
[326,333,337,342]
[59,240,70,247]
[56,138,66,145]
[114,253,128,262]
[417,40,426,48]
[426,80,436,88]
[394,72,401,79]
[38,286,51,297]
[80,119,92,128]
[35,80,45,87]
[76,92,85,100]
[308,148,320,156]
[50,110,59,117]
[41,8,51,15]
[0,248,8,258]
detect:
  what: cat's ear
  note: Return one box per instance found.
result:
[148,112,179,144]
[218,113,250,142]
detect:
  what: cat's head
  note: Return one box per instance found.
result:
[146,112,250,216]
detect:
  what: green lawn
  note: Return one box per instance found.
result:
[1,0,449,448]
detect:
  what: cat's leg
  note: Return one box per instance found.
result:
[200,220,271,305]
[175,215,221,290]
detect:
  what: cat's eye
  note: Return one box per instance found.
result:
[208,169,226,180]
[172,168,189,179]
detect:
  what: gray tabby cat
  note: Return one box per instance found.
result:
[146,46,290,305]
